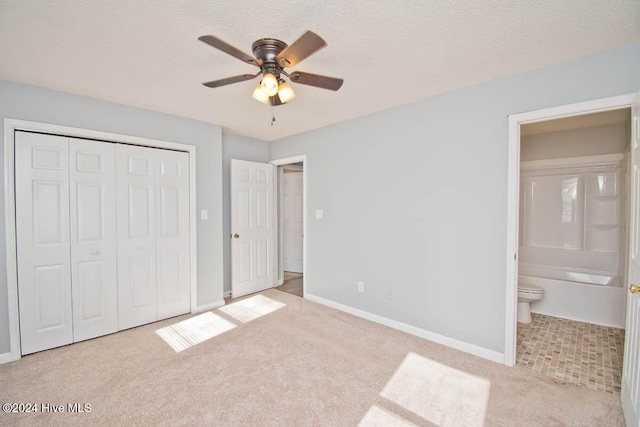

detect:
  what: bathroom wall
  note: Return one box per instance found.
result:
[519,121,628,328]
[521,122,627,161]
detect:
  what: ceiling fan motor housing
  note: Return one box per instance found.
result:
[252,38,288,75]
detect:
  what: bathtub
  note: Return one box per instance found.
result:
[518,267,626,328]
[518,263,621,287]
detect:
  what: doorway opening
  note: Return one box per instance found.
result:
[504,94,635,366]
[515,108,631,392]
[270,156,306,298]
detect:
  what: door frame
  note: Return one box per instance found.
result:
[270,155,306,295]
[3,118,198,364]
[504,94,636,366]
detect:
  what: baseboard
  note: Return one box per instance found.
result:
[194,299,226,313]
[0,350,20,365]
[305,294,505,364]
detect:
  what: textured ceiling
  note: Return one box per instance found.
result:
[0,1,639,141]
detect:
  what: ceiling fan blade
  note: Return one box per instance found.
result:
[289,71,343,91]
[198,35,257,66]
[276,31,327,68]
[202,74,257,88]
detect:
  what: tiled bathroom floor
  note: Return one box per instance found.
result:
[516,313,625,394]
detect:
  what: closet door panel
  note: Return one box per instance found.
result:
[69,138,118,342]
[117,145,157,330]
[15,132,73,355]
[156,150,190,319]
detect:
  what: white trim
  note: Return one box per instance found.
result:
[277,166,284,283]
[3,118,199,364]
[306,294,504,364]
[0,351,16,365]
[520,153,624,171]
[224,290,232,298]
[194,299,226,313]
[270,155,307,297]
[189,147,198,314]
[505,94,635,367]
[3,122,20,363]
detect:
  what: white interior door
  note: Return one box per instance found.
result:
[231,159,275,298]
[622,90,640,427]
[69,138,118,342]
[283,171,303,273]
[15,132,73,355]
[117,145,157,330]
[155,149,190,319]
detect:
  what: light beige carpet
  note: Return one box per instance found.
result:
[0,289,624,426]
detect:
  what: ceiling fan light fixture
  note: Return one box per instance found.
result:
[277,81,295,103]
[260,72,279,96]
[251,84,270,104]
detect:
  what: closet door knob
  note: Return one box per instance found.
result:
[233,234,240,239]
[630,284,640,294]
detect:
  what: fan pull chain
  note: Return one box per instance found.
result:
[271,104,276,127]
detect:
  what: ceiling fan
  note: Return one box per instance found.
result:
[198,30,343,106]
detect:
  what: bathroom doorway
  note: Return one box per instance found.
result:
[508,100,633,393]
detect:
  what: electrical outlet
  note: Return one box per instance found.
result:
[357,281,364,293]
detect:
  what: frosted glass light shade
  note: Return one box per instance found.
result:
[277,82,295,103]
[252,85,269,104]
[260,73,278,96]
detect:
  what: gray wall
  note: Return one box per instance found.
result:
[222,133,270,294]
[521,122,628,161]
[0,80,225,355]
[269,43,640,355]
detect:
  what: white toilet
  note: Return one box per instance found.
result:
[517,283,544,324]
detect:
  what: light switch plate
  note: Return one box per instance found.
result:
[315,209,323,219]
[200,209,208,220]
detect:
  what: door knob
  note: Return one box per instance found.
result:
[90,249,100,255]
[233,234,240,239]
[631,284,640,294]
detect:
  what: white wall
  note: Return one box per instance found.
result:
[521,122,627,161]
[269,43,640,358]
[0,80,225,355]
[222,133,270,295]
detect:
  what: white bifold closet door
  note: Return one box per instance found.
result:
[15,133,118,355]
[116,145,190,330]
[16,132,190,355]
[69,138,118,342]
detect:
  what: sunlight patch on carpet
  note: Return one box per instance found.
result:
[379,352,490,427]
[219,294,285,323]
[358,405,418,427]
[156,312,236,352]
